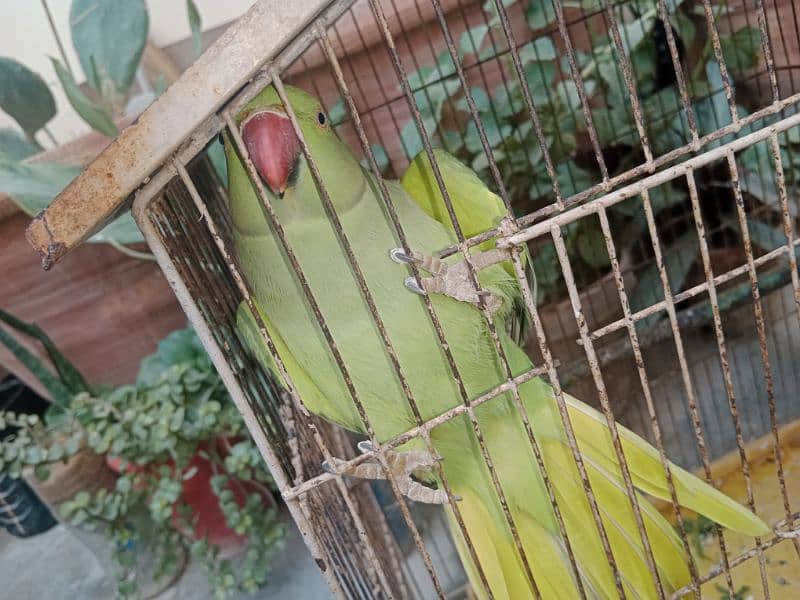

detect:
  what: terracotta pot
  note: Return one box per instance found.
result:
[107,437,275,557]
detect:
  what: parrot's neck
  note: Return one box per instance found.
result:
[277,152,367,223]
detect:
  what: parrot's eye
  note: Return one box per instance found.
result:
[317,112,326,126]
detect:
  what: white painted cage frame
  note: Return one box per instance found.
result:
[27,0,800,598]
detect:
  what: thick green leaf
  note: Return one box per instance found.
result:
[459,24,489,57]
[0,128,41,160]
[526,2,556,30]
[186,0,202,58]
[51,58,118,137]
[0,158,144,245]
[0,309,89,395]
[0,57,56,137]
[518,37,556,63]
[575,222,610,269]
[206,138,227,187]
[0,158,80,214]
[720,27,761,75]
[327,97,346,126]
[630,232,698,328]
[464,112,510,154]
[70,0,149,95]
[0,316,72,405]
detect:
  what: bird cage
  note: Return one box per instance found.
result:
[26,0,800,597]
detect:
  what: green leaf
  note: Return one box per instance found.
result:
[526,2,556,30]
[51,58,118,137]
[34,464,51,481]
[518,37,557,63]
[630,232,698,327]
[720,27,761,74]
[70,0,149,95]
[0,158,80,215]
[459,24,489,57]
[206,137,227,187]
[0,57,56,137]
[360,144,389,172]
[328,97,346,127]
[186,0,202,58]
[0,316,72,405]
[0,158,143,245]
[0,309,90,395]
[0,128,41,160]
[575,222,610,269]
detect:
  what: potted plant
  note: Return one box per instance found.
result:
[0,311,286,599]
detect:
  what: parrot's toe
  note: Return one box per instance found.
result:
[389,247,413,264]
[404,276,426,295]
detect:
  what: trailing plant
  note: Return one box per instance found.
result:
[0,312,285,599]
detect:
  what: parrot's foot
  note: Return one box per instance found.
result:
[322,441,455,504]
[389,246,510,313]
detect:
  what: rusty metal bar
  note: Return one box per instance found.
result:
[503,108,800,248]
[595,206,701,596]
[770,133,800,319]
[656,0,699,147]
[551,224,666,599]
[700,0,739,125]
[440,92,800,260]
[727,148,799,559]
[755,0,780,102]
[640,184,737,595]
[489,0,563,207]
[589,239,800,341]
[600,0,653,166]
[684,168,769,597]
[552,0,609,183]
[222,101,447,597]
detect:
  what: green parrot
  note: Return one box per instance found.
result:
[225,85,769,599]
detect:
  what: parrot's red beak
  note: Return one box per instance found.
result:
[241,108,301,197]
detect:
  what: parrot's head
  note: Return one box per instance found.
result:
[227,84,362,204]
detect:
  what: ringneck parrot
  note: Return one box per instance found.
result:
[225,85,769,599]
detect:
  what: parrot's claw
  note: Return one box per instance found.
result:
[404,276,426,296]
[321,446,453,505]
[389,247,414,264]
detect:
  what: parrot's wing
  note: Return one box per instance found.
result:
[400,149,534,343]
[236,301,365,433]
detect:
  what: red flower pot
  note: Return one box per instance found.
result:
[107,438,274,556]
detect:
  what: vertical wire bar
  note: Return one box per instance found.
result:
[551,0,610,183]
[428,0,512,207]
[682,171,768,596]
[728,147,800,556]
[595,206,702,597]
[642,184,737,596]
[769,133,800,316]
[550,225,666,599]
[135,200,349,600]
[755,0,781,102]
[700,0,739,125]
[224,100,450,599]
[656,0,699,147]
[508,251,627,600]
[599,0,653,166]
[315,23,535,597]
[172,159,398,598]
[488,0,564,208]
